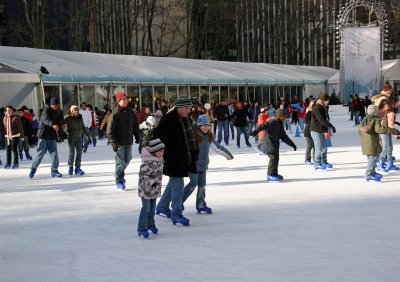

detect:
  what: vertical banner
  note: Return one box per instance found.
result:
[343,27,381,102]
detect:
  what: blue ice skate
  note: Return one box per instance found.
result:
[137,229,149,238]
[171,216,190,226]
[155,208,171,218]
[148,226,158,235]
[197,207,213,214]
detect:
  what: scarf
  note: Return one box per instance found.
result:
[178,115,197,165]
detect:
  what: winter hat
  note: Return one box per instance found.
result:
[115,92,127,102]
[204,103,211,110]
[70,105,79,113]
[367,105,378,116]
[175,95,192,108]
[197,114,210,126]
[149,138,165,153]
[275,109,285,117]
[50,98,59,105]
[319,93,330,102]
[260,108,265,113]
[146,116,157,126]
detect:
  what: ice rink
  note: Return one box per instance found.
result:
[1,113,400,282]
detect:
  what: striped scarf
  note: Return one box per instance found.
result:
[5,114,13,142]
[179,116,197,165]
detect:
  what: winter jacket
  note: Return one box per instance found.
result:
[360,115,400,156]
[196,131,233,172]
[65,114,91,140]
[371,91,390,106]
[100,114,111,131]
[248,106,261,123]
[138,146,163,199]
[213,104,230,121]
[107,106,140,146]
[257,113,268,140]
[310,100,333,133]
[20,115,32,138]
[230,108,250,127]
[37,106,65,140]
[304,111,312,137]
[3,114,24,139]
[253,117,296,155]
[153,108,197,177]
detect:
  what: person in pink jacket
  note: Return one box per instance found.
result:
[377,96,399,172]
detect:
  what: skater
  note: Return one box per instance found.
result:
[249,109,297,182]
[359,105,400,182]
[64,105,92,176]
[182,115,233,214]
[377,96,399,172]
[80,102,92,153]
[213,99,230,145]
[248,101,261,142]
[230,101,252,148]
[304,100,315,165]
[29,98,66,178]
[138,115,157,154]
[310,93,336,170]
[155,95,198,227]
[3,106,24,169]
[17,109,33,161]
[107,92,140,190]
[99,109,112,145]
[137,138,165,238]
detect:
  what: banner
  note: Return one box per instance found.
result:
[343,27,381,102]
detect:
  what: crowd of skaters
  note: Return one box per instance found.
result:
[1,82,400,238]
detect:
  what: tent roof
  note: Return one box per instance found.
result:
[0,46,337,85]
[328,59,400,85]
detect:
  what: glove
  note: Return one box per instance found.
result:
[88,139,92,145]
[293,145,297,151]
[331,126,336,134]
[249,130,257,137]
[112,143,119,152]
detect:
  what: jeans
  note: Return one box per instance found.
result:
[156,177,185,218]
[311,131,328,167]
[138,198,156,230]
[31,139,59,173]
[229,120,235,139]
[354,111,360,125]
[284,119,292,132]
[89,127,97,145]
[182,171,207,208]
[217,119,229,145]
[6,137,19,165]
[379,134,393,162]
[81,128,90,150]
[366,155,379,178]
[236,126,251,146]
[68,136,83,167]
[267,153,279,176]
[18,136,30,156]
[298,118,305,131]
[305,136,315,162]
[115,145,132,183]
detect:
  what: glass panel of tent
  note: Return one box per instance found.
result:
[61,84,78,114]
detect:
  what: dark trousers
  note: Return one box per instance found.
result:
[6,137,19,165]
[267,153,279,176]
[305,136,315,162]
[68,136,83,167]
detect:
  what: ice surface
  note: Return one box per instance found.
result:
[1,115,399,282]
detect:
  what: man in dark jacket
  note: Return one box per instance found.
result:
[250,109,296,182]
[29,98,65,178]
[213,99,230,145]
[155,95,198,226]
[107,92,140,190]
[310,93,336,171]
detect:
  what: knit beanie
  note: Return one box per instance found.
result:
[175,95,192,108]
[149,138,165,153]
[70,105,79,113]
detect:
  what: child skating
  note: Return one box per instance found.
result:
[137,138,165,238]
[182,115,233,214]
[250,109,297,182]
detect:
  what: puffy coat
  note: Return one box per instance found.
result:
[138,146,163,199]
[360,115,400,156]
[65,114,91,139]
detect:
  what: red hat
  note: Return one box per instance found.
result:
[115,92,127,101]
